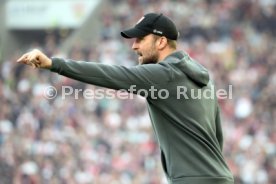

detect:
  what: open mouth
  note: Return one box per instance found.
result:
[137,52,142,57]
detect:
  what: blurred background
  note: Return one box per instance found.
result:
[0,0,276,183]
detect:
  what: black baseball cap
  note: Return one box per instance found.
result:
[121,13,179,40]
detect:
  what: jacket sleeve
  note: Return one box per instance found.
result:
[50,58,171,94]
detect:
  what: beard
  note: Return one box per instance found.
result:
[138,48,159,65]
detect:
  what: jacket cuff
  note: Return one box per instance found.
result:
[50,57,64,73]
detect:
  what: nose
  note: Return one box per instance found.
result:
[132,40,139,50]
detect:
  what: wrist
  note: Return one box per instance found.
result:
[45,58,52,69]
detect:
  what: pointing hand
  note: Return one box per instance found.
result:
[17,49,52,69]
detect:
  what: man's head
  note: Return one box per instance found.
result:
[121,13,179,64]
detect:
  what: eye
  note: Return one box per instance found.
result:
[136,37,144,42]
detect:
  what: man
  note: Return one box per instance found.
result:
[17,13,234,184]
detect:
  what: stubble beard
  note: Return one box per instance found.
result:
[139,49,159,65]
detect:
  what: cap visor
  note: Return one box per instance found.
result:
[121,28,149,39]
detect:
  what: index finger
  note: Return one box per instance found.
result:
[17,53,29,63]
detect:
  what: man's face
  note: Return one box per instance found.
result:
[132,34,159,65]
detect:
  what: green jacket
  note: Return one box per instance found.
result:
[50,51,234,184]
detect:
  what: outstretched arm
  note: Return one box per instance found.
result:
[17,49,172,93]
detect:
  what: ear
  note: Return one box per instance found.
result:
[156,37,168,50]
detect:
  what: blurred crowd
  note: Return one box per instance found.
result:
[0,0,276,183]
